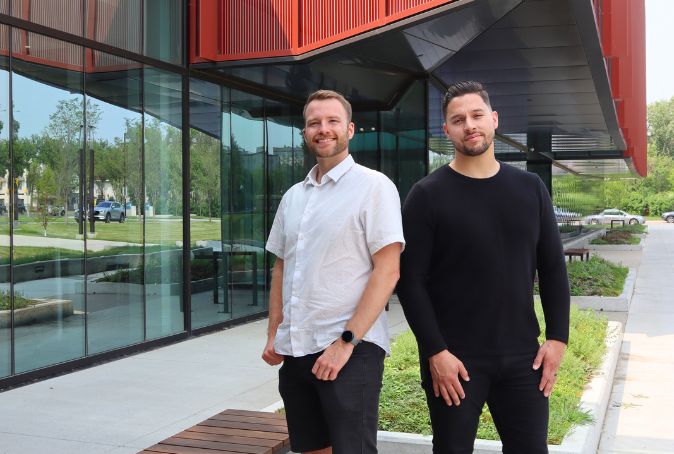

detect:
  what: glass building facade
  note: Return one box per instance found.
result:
[0,4,427,385]
[0,0,633,386]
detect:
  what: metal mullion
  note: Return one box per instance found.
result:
[141,67,147,341]
[0,12,185,76]
[182,77,191,332]
[182,0,191,334]
[82,33,89,357]
[7,23,15,376]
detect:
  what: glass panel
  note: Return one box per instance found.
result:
[189,78,230,329]
[428,82,453,172]
[85,53,144,354]
[87,0,143,56]
[350,112,378,170]
[144,0,182,65]
[229,90,265,318]
[0,24,10,378]
[381,80,426,202]
[9,0,84,36]
[11,31,85,373]
[144,67,183,339]
[0,0,7,14]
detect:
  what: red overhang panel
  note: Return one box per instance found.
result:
[600,0,647,176]
[191,0,455,63]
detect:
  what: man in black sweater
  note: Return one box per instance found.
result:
[397,81,570,453]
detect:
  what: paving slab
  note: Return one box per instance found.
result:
[598,223,674,453]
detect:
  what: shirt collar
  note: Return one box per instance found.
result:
[304,154,355,186]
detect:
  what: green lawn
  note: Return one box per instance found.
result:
[1,216,223,245]
[378,303,608,444]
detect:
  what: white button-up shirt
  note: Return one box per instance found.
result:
[266,155,405,356]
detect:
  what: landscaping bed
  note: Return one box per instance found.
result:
[535,256,628,297]
[378,302,608,444]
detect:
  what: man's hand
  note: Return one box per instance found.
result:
[533,339,566,397]
[428,350,470,406]
[311,340,354,381]
[262,337,284,366]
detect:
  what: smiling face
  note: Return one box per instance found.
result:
[443,93,498,157]
[303,98,355,160]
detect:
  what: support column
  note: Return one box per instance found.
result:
[526,132,553,196]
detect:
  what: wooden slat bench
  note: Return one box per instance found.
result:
[564,247,590,262]
[139,409,290,454]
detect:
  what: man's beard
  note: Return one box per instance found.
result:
[306,134,349,158]
[453,132,494,157]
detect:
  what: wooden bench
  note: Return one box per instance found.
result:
[564,248,590,262]
[138,409,290,454]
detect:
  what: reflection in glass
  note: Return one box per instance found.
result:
[88,0,143,55]
[144,67,183,339]
[0,24,10,377]
[229,90,266,318]
[8,0,84,36]
[381,80,426,202]
[144,0,182,64]
[350,112,378,170]
[85,54,144,354]
[189,79,230,329]
[11,31,86,374]
[428,82,453,172]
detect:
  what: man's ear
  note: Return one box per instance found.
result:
[492,111,498,130]
[348,122,355,139]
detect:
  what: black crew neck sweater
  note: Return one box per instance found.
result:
[397,162,570,358]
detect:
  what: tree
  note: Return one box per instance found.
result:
[648,96,674,158]
[34,166,57,236]
[190,128,220,220]
[42,98,102,223]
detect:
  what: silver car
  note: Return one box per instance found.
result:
[93,201,125,223]
[584,209,644,225]
[662,211,674,223]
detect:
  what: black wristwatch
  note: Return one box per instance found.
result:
[341,330,361,347]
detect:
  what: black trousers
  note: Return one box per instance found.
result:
[421,352,549,454]
[279,341,385,454]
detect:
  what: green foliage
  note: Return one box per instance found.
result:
[379,303,608,444]
[591,230,641,245]
[648,96,674,158]
[0,290,35,311]
[565,256,628,297]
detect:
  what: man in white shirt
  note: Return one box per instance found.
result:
[262,89,405,454]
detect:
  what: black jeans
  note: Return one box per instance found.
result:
[279,341,385,454]
[421,352,549,454]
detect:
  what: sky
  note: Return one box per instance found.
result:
[646,0,674,104]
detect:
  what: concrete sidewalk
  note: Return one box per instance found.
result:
[598,222,674,453]
[0,301,411,454]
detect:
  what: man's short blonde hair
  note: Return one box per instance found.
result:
[303,89,353,123]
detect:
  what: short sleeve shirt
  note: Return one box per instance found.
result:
[266,155,405,356]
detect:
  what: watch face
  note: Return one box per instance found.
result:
[341,330,354,343]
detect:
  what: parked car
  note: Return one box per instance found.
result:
[662,211,674,223]
[584,208,644,225]
[0,202,6,216]
[74,201,125,223]
[46,205,65,216]
[553,206,582,223]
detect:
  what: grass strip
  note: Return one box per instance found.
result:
[379,302,607,445]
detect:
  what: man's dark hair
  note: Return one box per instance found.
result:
[442,81,491,118]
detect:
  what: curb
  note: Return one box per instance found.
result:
[571,268,637,312]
